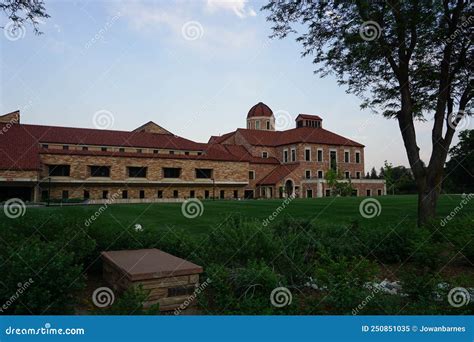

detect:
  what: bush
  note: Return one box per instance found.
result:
[100,286,160,315]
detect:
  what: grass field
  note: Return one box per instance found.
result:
[23,194,473,237]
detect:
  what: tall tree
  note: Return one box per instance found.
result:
[1,0,49,34]
[264,0,473,225]
[370,167,378,179]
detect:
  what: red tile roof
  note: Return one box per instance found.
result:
[0,124,41,170]
[257,163,300,185]
[233,127,364,147]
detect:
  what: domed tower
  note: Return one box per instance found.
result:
[246,102,275,131]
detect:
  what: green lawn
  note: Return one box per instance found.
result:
[23,194,473,236]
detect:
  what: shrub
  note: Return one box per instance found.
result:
[100,286,160,315]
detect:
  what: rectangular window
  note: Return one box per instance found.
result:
[345,171,350,179]
[283,149,288,163]
[306,189,313,198]
[153,149,159,154]
[196,168,212,179]
[355,151,361,163]
[101,147,107,152]
[190,190,195,198]
[90,166,110,177]
[255,120,260,129]
[83,190,90,199]
[205,190,210,199]
[305,148,311,161]
[325,189,331,197]
[173,190,179,198]
[62,145,69,150]
[137,149,142,153]
[139,190,145,199]
[128,167,147,178]
[318,170,324,179]
[122,190,128,199]
[42,144,48,149]
[366,189,371,196]
[344,151,350,163]
[163,168,181,178]
[48,165,70,177]
[356,172,361,179]
[377,189,382,196]
[102,190,108,199]
[249,171,255,180]
[82,146,88,151]
[119,148,125,153]
[157,190,163,199]
[305,170,311,179]
[262,151,268,158]
[330,151,337,171]
[234,190,238,199]
[185,151,190,156]
[41,190,49,201]
[220,190,225,199]
[291,148,296,162]
[62,190,69,199]
[266,121,270,130]
[169,151,175,155]
[317,149,323,162]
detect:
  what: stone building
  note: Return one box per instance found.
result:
[0,103,385,202]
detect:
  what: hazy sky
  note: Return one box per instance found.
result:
[1,0,468,172]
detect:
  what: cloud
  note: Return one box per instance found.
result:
[205,0,257,18]
[114,1,259,53]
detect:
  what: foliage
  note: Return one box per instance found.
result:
[100,286,160,315]
[444,129,474,193]
[0,0,49,34]
[324,169,354,196]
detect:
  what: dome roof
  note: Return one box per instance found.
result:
[247,102,273,118]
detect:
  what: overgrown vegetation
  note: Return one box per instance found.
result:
[0,197,473,315]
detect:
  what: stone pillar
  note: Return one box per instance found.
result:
[317,181,323,198]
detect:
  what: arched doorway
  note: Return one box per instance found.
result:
[284,179,294,197]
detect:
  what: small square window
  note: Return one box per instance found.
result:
[137,149,142,153]
[101,147,107,152]
[119,148,125,153]
[63,145,69,150]
[82,146,88,151]
[153,149,159,154]
[42,144,48,149]
[262,151,268,158]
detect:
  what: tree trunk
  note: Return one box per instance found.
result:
[417,181,440,226]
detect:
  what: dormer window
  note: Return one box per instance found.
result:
[296,114,322,129]
[262,151,268,158]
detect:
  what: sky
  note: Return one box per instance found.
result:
[0,0,467,172]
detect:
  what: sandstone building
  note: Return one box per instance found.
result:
[0,103,385,202]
